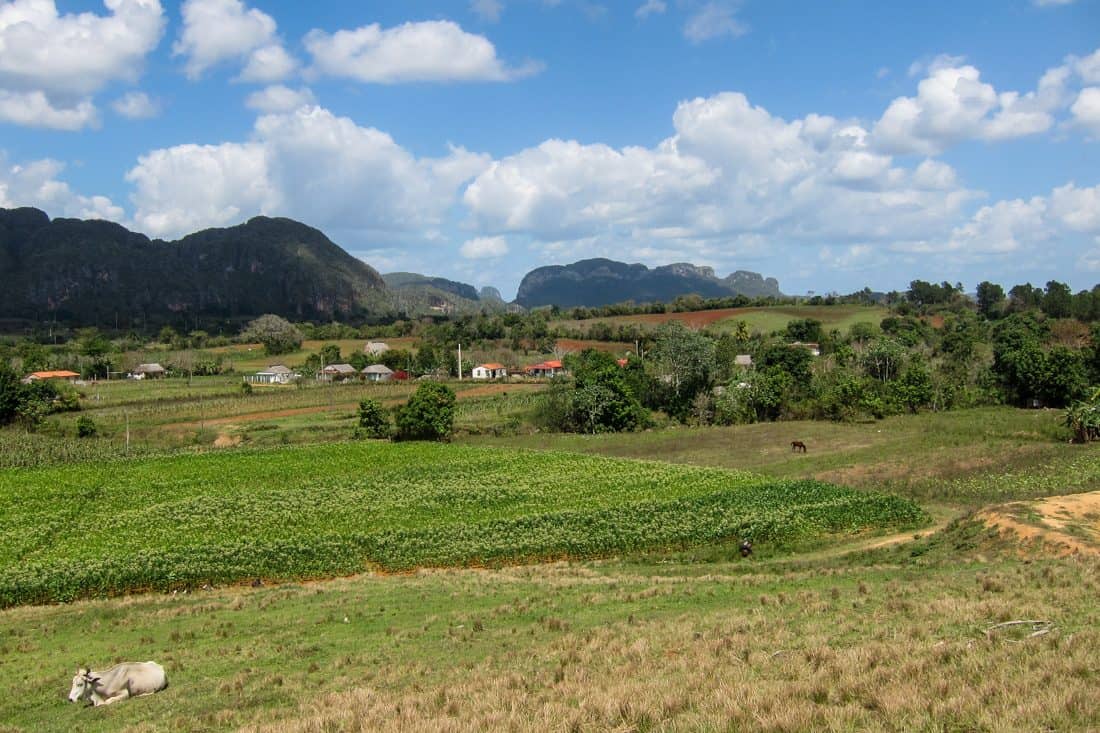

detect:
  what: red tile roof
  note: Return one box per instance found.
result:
[478,363,506,370]
[27,370,80,379]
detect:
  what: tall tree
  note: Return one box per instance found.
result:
[975,281,1005,319]
[243,314,304,356]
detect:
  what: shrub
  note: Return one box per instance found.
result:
[394,382,456,441]
[76,416,97,438]
[356,398,391,439]
[239,380,253,396]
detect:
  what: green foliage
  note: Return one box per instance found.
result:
[1041,280,1072,319]
[319,343,341,365]
[758,342,813,384]
[716,368,796,423]
[861,338,907,384]
[890,358,934,413]
[239,380,253,396]
[535,361,648,434]
[0,442,927,606]
[906,280,961,308]
[879,315,929,347]
[786,318,823,343]
[991,314,1086,407]
[569,368,648,433]
[395,382,456,441]
[1063,387,1100,443]
[0,363,19,425]
[647,322,718,420]
[243,314,304,356]
[75,416,97,438]
[976,281,1005,319]
[356,398,391,439]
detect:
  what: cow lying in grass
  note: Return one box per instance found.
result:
[68,661,168,706]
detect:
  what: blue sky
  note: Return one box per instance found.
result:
[1,0,1098,299]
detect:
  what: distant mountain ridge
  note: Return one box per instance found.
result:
[382,272,510,315]
[514,258,782,308]
[0,207,391,326]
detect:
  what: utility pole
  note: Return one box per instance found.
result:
[457,343,462,380]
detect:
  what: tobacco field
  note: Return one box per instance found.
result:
[0,442,927,606]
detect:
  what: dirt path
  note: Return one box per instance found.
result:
[977,490,1100,557]
[778,518,953,563]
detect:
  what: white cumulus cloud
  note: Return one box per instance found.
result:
[174,0,295,81]
[125,105,492,240]
[872,61,1068,154]
[244,85,315,113]
[112,91,160,119]
[304,20,542,83]
[0,152,123,220]
[461,236,509,258]
[1070,87,1100,137]
[0,0,164,129]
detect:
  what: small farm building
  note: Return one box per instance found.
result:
[251,365,299,384]
[21,370,80,384]
[131,363,167,379]
[735,354,753,367]
[471,363,508,379]
[524,360,564,378]
[364,341,390,356]
[319,363,359,382]
[362,364,394,382]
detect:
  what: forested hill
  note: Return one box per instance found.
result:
[0,208,392,327]
[514,258,783,308]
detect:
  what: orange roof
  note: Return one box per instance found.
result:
[27,370,80,379]
[524,360,563,372]
[478,363,506,370]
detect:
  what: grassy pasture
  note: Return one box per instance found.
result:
[469,407,1098,507]
[555,304,889,335]
[0,523,1096,732]
[0,442,925,606]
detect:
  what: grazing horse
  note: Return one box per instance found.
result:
[790,440,807,453]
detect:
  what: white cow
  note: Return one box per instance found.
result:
[68,661,168,706]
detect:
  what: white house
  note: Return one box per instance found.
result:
[364,341,390,356]
[790,342,821,357]
[471,363,508,379]
[362,364,394,382]
[523,360,564,378]
[251,365,299,384]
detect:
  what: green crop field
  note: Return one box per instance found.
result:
[0,442,925,607]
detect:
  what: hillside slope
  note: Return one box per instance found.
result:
[0,208,392,326]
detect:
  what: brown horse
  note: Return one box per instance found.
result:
[791,440,807,453]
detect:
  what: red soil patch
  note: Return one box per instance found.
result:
[555,339,633,353]
[978,491,1100,557]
